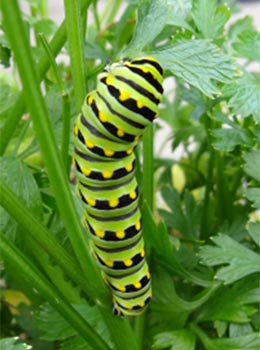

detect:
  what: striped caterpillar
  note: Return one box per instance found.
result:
[73,57,164,316]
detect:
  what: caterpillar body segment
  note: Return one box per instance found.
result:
[73,57,163,316]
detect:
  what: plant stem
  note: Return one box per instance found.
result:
[63,0,86,112]
[200,116,215,241]
[2,0,107,302]
[142,124,154,210]
[0,233,111,350]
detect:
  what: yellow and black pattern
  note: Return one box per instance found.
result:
[73,57,164,316]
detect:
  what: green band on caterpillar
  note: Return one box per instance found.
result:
[73,56,163,316]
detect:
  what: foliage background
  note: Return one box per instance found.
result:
[0,0,260,349]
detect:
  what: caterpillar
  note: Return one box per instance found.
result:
[73,57,164,316]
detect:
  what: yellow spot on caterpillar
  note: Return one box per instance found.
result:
[129,190,137,200]
[104,149,115,157]
[102,170,113,179]
[140,248,145,258]
[154,112,159,118]
[106,76,113,85]
[95,229,105,238]
[109,198,119,208]
[116,230,125,239]
[125,303,133,310]
[126,147,133,155]
[141,67,148,74]
[104,259,114,267]
[99,111,108,123]
[86,198,96,207]
[119,90,130,101]
[139,301,145,307]
[84,220,89,229]
[146,272,151,279]
[135,221,141,231]
[117,128,125,137]
[125,163,133,172]
[133,281,142,289]
[124,259,133,267]
[137,100,144,109]
[87,95,94,105]
[85,139,95,148]
[81,167,91,176]
[74,124,79,135]
[117,285,126,292]
[134,135,140,141]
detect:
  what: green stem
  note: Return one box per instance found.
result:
[0,233,111,350]
[0,180,97,300]
[63,0,86,112]
[135,123,154,349]
[0,0,91,156]
[2,0,107,302]
[200,116,215,241]
[61,93,72,174]
[142,124,154,210]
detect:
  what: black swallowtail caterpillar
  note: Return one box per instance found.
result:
[73,57,164,316]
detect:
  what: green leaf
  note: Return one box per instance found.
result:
[228,16,255,42]
[126,0,192,52]
[242,150,260,182]
[0,157,42,241]
[32,18,57,37]
[192,0,231,38]
[153,329,195,350]
[248,222,260,248]
[60,336,92,350]
[245,188,260,209]
[198,277,259,323]
[159,186,201,239]
[0,337,31,350]
[207,333,260,350]
[36,303,112,345]
[223,71,260,122]
[198,233,260,283]
[211,127,252,152]
[232,29,260,62]
[153,40,237,97]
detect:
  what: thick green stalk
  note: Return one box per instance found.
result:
[2,0,107,301]
[0,0,91,155]
[136,123,155,349]
[0,180,99,300]
[0,233,111,350]
[63,0,86,111]
[142,124,154,210]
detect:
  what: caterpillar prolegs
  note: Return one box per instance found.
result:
[73,57,164,316]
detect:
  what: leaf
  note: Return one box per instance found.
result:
[126,0,192,52]
[192,0,231,38]
[245,188,260,209]
[198,276,259,323]
[153,40,237,97]
[60,336,92,350]
[159,186,201,239]
[207,333,260,350]
[248,222,260,248]
[211,127,252,152]
[228,16,255,42]
[153,329,195,350]
[36,303,112,346]
[0,157,43,241]
[0,337,31,350]
[232,29,260,62]
[223,71,260,122]
[242,150,260,182]
[198,233,260,283]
